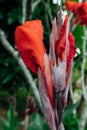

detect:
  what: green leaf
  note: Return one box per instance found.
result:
[18,120,24,126]
[2,117,9,130]
[1,105,18,130]
[28,113,49,130]
[2,73,14,84]
[28,123,41,130]
[63,102,80,120]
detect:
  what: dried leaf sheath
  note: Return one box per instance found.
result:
[38,67,56,130]
[49,18,57,68]
[43,54,54,108]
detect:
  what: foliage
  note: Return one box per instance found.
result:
[63,103,79,130]
[1,105,18,130]
[1,105,49,130]
[28,113,49,130]
[1,103,80,130]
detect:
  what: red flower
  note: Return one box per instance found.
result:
[15,20,55,129]
[66,0,79,14]
[15,16,76,130]
[55,15,68,61]
[78,15,87,25]
[15,20,46,74]
[66,0,87,25]
[77,2,87,15]
[55,15,76,72]
[15,20,54,109]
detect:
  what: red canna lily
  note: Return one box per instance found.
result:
[55,15,75,73]
[15,10,76,130]
[66,0,87,25]
[77,2,87,15]
[15,20,55,130]
[15,20,46,74]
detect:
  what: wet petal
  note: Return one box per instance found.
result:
[15,20,46,74]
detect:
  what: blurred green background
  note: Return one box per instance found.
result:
[0,0,87,130]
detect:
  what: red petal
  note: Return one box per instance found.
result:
[67,32,76,71]
[66,1,87,26]
[22,20,44,41]
[74,14,87,25]
[55,15,68,61]
[66,0,79,14]
[75,2,87,25]
[15,20,46,74]
[77,2,87,15]
[79,15,87,25]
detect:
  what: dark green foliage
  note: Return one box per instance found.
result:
[28,113,49,130]
[63,102,79,130]
[64,113,78,130]
[1,106,49,130]
[2,105,18,130]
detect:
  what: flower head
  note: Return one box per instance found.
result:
[15,20,46,74]
[15,11,76,130]
[15,19,54,116]
[66,0,87,25]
